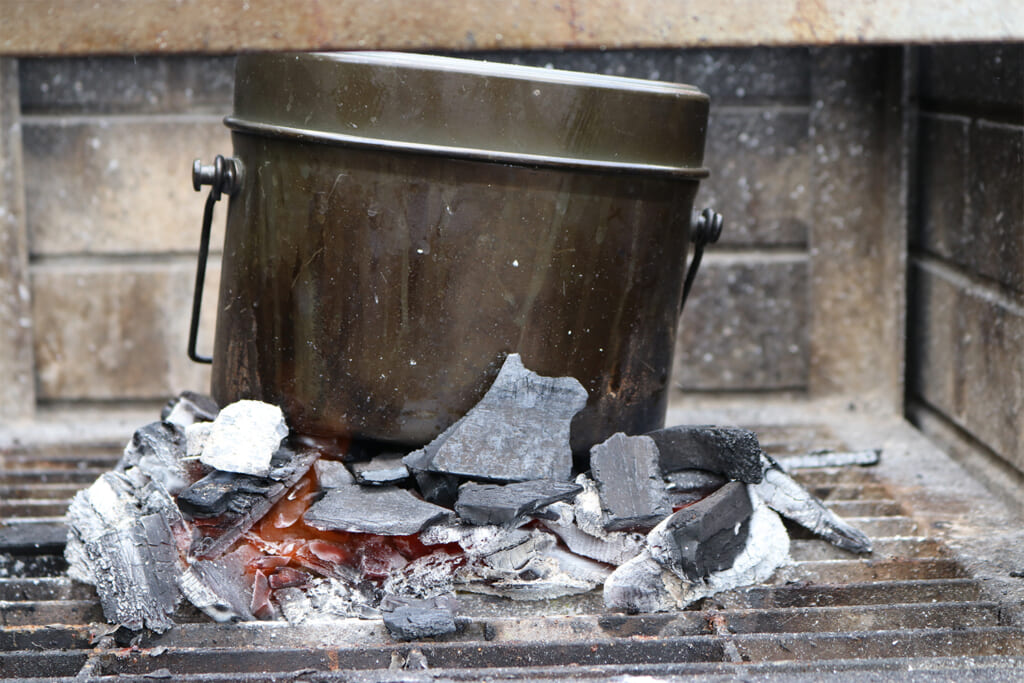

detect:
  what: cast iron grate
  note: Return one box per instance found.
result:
[2,427,1024,681]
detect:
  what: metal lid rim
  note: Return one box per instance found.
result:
[224,116,711,179]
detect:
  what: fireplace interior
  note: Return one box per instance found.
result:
[1,9,1024,681]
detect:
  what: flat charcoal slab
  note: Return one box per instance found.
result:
[455,480,583,526]
[647,481,753,581]
[589,433,671,531]
[419,354,587,483]
[351,453,410,486]
[646,425,764,483]
[304,486,450,535]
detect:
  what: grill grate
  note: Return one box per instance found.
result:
[3,416,1024,680]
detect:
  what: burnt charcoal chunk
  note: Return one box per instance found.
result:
[381,595,458,641]
[589,433,671,531]
[199,400,288,477]
[161,391,220,428]
[313,459,356,488]
[304,486,450,535]
[454,480,583,526]
[351,453,411,486]
[414,471,461,508]
[646,425,764,484]
[417,353,587,483]
[648,481,753,580]
[118,421,192,495]
[176,470,281,519]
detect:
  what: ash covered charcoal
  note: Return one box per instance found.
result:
[162,390,220,429]
[605,494,790,613]
[275,576,380,623]
[589,433,671,531]
[198,400,289,477]
[406,353,587,483]
[540,500,645,566]
[117,421,193,496]
[180,445,321,559]
[304,486,450,535]
[177,546,259,623]
[454,479,582,526]
[753,453,873,554]
[351,452,411,486]
[380,594,458,641]
[313,459,356,488]
[646,425,764,483]
[65,472,184,632]
[647,481,753,581]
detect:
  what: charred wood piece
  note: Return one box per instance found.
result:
[162,390,220,429]
[117,421,193,496]
[351,453,411,486]
[589,433,671,531]
[454,479,582,526]
[647,481,753,581]
[313,459,356,488]
[406,353,587,483]
[646,425,764,484]
[304,486,450,535]
[752,453,873,554]
[380,595,458,641]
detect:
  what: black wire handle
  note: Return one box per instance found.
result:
[679,207,724,315]
[188,155,241,364]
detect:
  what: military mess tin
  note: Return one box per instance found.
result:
[190,51,722,454]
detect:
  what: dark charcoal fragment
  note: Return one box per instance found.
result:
[454,480,583,526]
[646,425,764,484]
[412,353,586,483]
[176,470,282,519]
[351,453,411,486]
[304,486,450,535]
[647,481,753,581]
[589,433,671,531]
[414,471,462,508]
[381,595,458,641]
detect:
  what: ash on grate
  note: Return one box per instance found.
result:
[65,353,873,636]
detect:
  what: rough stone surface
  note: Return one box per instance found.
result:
[199,400,288,477]
[304,486,450,536]
[589,433,671,531]
[351,453,410,486]
[673,257,810,391]
[647,481,753,580]
[454,479,582,526]
[646,425,764,483]
[31,262,219,400]
[418,354,587,483]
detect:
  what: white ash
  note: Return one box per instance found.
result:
[313,459,355,488]
[185,422,212,460]
[198,400,288,477]
[540,501,645,566]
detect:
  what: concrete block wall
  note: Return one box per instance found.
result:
[7,48,815,416]
[906,44,1024,482]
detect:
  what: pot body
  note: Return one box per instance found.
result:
[212,134,698,451]
[208,51,710,453]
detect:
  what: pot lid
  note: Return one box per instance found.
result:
[227,51,709,177]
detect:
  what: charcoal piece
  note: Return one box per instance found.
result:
[118,421,192,496]
[177,548,256,623]
[313,459,355,488]
[415,353,587,483]
[646,425,764,484]
[414,471,461,508]
[647,481,753,581]
[351,453,411,486]
[540,503,645,566]
[454,479,582,526]
[752,453,872,554]
[184,447,320,559]
[304,486,450,535]
[603,550,680,613]
[589,433,671,531]
[199,400,289,477]
[381,595,458,641]
[420,522,532,560]
[64,472,181,632]
[176,470,282,519]
[162,391,220,429]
